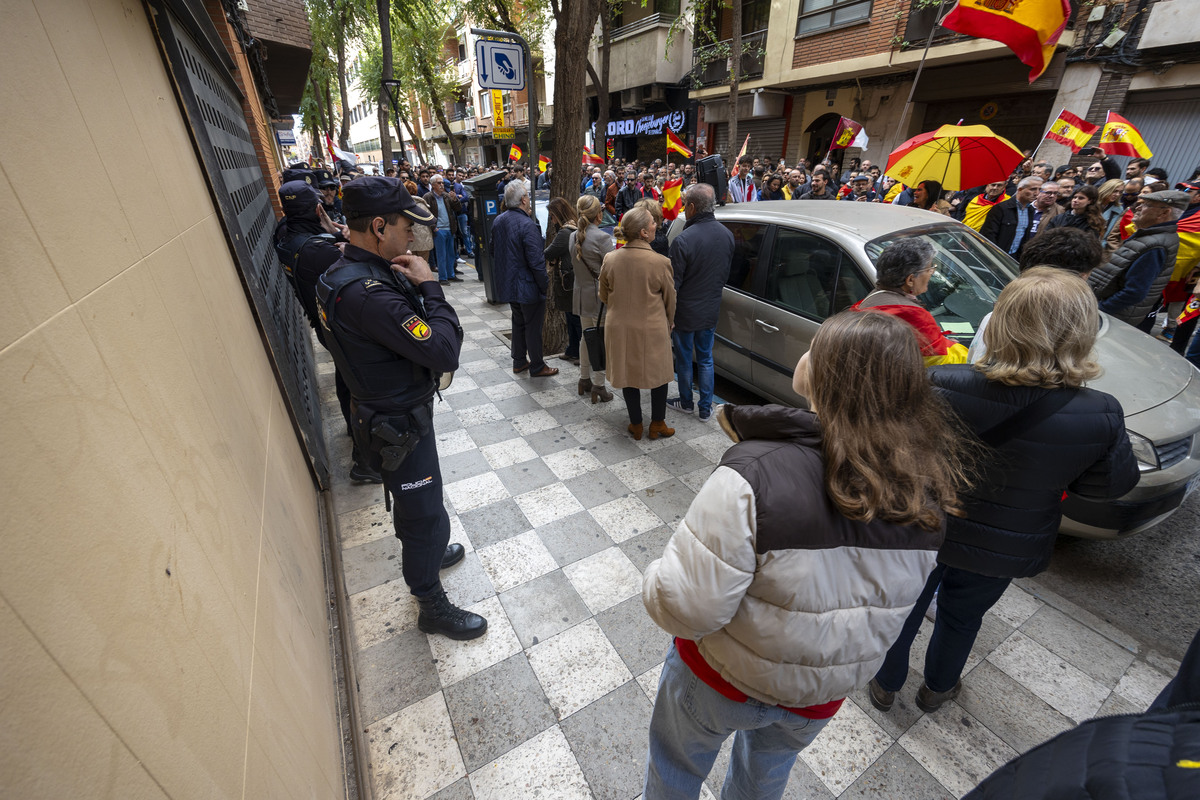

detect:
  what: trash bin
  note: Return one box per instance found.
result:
[463,170,506,303]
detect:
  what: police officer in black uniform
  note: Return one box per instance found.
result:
[317,177,486,640]
[273,180,380,483]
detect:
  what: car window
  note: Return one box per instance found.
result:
[721,222,768,292]
[764,228,841,320]
[833,257,872,313]
[865,226,1018,344]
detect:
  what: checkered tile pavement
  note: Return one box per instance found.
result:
[316,272,1178,800]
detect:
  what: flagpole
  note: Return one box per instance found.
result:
[1028,109,1062,165]
[894,0,949,147]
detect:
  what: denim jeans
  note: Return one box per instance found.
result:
[434,229,456,280]
[645,644,832,800]
[456,213,474,255]
[874,564,1012,694]
[672,328,716,415]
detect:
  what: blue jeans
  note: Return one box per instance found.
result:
[874,564,1012,694]
[456,213,474,256]
[672,328,716,415]
[645,644,832,800]
[434,229,456,280]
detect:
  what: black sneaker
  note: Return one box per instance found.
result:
[417,589,487,640]
[448,276,464,282]
[349,462,382,484]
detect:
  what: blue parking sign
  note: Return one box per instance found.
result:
[475,40,525,91]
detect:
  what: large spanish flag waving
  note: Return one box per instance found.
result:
[941,0,1070,81]
[582,146,605,166]
[666,129,692,159]
[1045,109,1098,152]
[1099,112,1154,159]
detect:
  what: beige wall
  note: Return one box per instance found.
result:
[0,1,342,797]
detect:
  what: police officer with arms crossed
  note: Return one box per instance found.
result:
[317,177,486,640]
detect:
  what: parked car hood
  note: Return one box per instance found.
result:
[1090,314,1193,415]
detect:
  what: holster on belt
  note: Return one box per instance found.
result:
[351,402,433,473]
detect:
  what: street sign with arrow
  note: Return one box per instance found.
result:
[475,39,525,91]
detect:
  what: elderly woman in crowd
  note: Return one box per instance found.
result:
[869,268,1138,714]
[599,207,676,440]
[568,194,615,403]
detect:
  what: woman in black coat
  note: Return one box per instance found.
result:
[868,268,1139,714]
[1041,184,1106,241]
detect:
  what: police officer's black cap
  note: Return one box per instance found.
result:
[342,176,436,226]
[318,178,339,189]
[312,167,335,185]
[282,167,315,185]
[279,180,321,217]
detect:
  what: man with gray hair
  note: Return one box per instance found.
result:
[666,183,734,421]
[980,176,1043,257]
[1089,190,1187,329]
[490,180,557,377]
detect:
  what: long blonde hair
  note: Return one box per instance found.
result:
[618,207,654,242]
[575,194,602,263]
[976,267,1102,388]
[809,311,968,531]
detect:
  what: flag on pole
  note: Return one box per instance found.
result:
[666,129,692,159]
[736,134,751,160]
[1044,109,1099,152]
[661,178,684,221]
[326,134,358,165]
[538,155,552,173]
[940,0,1071,81]
[829,117,865,151]
[1099,111,1154,158]
[582,146,605,166]
[508,144,523,162]
[851,127,869,152]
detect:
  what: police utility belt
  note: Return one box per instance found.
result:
[316,261,460,472]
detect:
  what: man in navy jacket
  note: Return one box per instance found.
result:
[490,180,557,377]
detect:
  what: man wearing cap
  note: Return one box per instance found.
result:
[273,180,377,484]
[316,176,486,640]
[315,170,345,226]
[847,174,878,203]
[1088,190,1186,330]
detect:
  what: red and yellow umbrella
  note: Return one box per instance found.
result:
[884,124,1025,191]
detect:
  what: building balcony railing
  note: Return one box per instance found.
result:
[511,102,553,127]
[456,59,473,85]
[610,12,679,43]
[691,29,767,87]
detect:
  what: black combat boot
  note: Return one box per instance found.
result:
[417,589,487,640]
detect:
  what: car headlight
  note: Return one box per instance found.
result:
[1128,430,1159,472]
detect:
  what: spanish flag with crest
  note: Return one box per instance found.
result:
[508,144,523,162]
[1099,112,1153,159]
[941,0,1070,81]
[1045,109,1098,152]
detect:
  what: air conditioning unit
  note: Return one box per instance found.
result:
[644,84,667,104]
[621,87,645,111]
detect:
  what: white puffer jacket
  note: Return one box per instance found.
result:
[642,405,944,707]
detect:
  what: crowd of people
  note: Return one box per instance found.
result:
[272,144,1200,797]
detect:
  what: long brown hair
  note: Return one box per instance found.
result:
[809,311,968,531]
[1071,184,1105,237]
[547,197,576,234]
[575,194,602,263]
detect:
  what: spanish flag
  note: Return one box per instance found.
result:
[962,192,1009,231]
[1099,112,1153,159]
[666,129,692,159]
[582,146,605,166]
[538,155,552,173]
[662,178,684,220]
[850,302,969,366]
[941,0,1070,82]
[736,134,750,160]
[508,144,523,162]
[1178,294,1200,326]
[1164,211,1200,302]
[1045,109,1098,152]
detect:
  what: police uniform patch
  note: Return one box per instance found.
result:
[363,279,383,289]
[402,315,431,341]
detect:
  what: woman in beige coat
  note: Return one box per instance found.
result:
[599,207,677,440]
[405,180,435,267]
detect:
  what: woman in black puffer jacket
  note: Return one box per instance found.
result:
[869,267,1139,714]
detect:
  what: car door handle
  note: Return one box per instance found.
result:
[754,319,779,333]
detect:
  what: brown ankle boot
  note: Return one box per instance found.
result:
[590,383,613,404]
[648,420,675,440]
[627,423,643,441]
[578,377,593,396]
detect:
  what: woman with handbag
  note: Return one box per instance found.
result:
[599,207,676,439]
[866,268,1139,715]
[570,195,615,403]
[543,197,582,366]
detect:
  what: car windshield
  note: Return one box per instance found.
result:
[864,226,1018,345]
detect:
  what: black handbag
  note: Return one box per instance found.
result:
[583,304,606,371]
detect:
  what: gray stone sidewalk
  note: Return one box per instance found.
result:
[316,273,1178,800]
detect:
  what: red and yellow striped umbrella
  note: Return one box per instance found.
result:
[884,124,1025,191]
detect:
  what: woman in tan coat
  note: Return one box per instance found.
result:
[405,180,435,267]
[599,207,677,440]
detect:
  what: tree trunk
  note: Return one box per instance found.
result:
[403,117,426,164]
[324,80,336,141]
[336,24,351,149]
[728,0,742,169]
[586,5,612,162]
[377,0,393,168]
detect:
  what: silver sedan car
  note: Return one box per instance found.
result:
[700,201,1200,539]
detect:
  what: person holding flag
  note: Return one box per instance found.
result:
[727,156,758,203]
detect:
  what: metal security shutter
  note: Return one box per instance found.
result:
[150,2,330,487]
[711,117,788,161]
[1122,93,1200,186]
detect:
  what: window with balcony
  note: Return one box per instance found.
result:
[796,0,872,37]
[479,90,491,118]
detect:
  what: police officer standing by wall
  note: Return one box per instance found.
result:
[317,177,486,640]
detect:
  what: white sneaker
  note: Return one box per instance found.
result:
[457,257,466,264]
